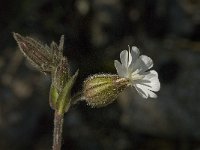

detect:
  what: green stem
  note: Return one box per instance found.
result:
[52,111,64,150]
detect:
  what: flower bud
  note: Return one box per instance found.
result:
[83,74,129,108]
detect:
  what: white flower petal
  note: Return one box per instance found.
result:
[140,70,160,92]
[114,60,127,77]
[131,46,140,62]
[130,55,153,73]
[128,49,132,66]
[134,84,148,98]
[140,55,153,70]
[133,70,160,98]
[134,84,158,98]
[148,90,158,98]
[128,47,139,70]
[120,50,129,68]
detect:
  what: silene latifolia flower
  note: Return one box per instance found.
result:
[83,46,160,108]
[114,46,160,98]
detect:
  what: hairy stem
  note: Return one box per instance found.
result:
[52,111,64,150]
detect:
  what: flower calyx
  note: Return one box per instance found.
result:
[83,74,129,108]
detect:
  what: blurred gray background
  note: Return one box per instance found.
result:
[0,0,200,149]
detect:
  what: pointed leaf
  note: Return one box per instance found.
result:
[56,70,79,115]
[52,57,70,92]
[58,35,64,56]
[13,33,53,73]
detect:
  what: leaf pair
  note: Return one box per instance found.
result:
[13,33,78,115]
[13,33,64,73]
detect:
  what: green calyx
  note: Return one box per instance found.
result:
[83,74,129,108]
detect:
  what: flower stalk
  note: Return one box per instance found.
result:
[53,111,64,150]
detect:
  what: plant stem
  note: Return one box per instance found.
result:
[52,111,64,150]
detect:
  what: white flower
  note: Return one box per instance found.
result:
[114,46,160,98]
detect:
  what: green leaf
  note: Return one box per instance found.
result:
[49,84,59,109]
[13,32,53,73]
[52,57,70,93]
[56,70,79,115]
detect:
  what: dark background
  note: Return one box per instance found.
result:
[0,0,200,149]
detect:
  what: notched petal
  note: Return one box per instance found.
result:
[131,46,140,62]
[114,60,127,77]
[141,70,160,92]
[140,55,153,70]
[120,50,129,67]
[134,84,158,99]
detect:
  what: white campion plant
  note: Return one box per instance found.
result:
[13,32,161,150]
[13,33,160,106]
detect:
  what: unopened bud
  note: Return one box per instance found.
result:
[83,74,129,108]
